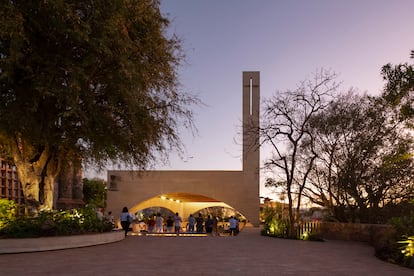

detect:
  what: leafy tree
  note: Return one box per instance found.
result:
[82,178,106,208]
[0,1,198,213]
[260,69,337,237]
[381,50,414,122]
[306,92,414,222]
[304,92,365,220]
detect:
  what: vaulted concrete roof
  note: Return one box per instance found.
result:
[160,192,220,203]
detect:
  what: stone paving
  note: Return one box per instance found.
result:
[0,227,412,275]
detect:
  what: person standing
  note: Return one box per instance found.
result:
[187,214,196,233]
[174,212,182,235]
[166,216,174,233]
[107,211,115,228]
[120,207,132,237]
[229,216,237,236]
[196,213,204,233]
[155,213,164,233]
[147,215,156,233]
[96,208,103,221]
[212,216,219,236]
[205,215,214,234]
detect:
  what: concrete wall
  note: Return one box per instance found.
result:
[320,222,395,243]
[107,170,260,226]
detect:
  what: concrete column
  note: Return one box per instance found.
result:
[242,71,260,227]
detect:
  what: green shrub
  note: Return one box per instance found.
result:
[375,212,414,268]
[266,217,289,238]
[389,215,414,237]
[398,236,414,267]
[300,231,324,241]
[0,205,113,238]
[0,199,17,228]
[262,207,289,238]
[399,236,414,256]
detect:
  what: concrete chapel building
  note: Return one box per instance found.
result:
[106,72,260,227]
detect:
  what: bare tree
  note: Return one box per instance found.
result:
[261,70,338,237]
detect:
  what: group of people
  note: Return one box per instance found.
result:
[187,213,218,234]
[147,212,183,234]
[119,207,239,237]
[119,208,184,236]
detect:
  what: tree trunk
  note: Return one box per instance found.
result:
[15,160,59,214]
[10,136,60,214]
[287,189,296,238]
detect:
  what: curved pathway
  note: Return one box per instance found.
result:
[0,228,411,275]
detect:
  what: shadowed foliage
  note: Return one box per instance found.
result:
[0,0,199,212]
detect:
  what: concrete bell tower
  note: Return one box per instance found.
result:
[242,71,260,226]
[242,71,260,173]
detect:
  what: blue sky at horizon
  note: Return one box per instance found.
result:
[86,0,414,199]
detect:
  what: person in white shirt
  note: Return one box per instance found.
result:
[174,212,182,235]
[96,208,103,221]
[155,213,164,232]
[120,207,132,237]
[107,211,115,228]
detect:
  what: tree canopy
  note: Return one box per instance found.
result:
[82,178,106,209]
[0,0,198,212]
[307,92,414,222]
[263,58,414,225]
[381,50,414,121]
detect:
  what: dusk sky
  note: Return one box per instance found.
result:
[91,0,414,199]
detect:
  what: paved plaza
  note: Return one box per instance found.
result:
[0,227,412,275]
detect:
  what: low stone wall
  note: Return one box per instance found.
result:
[0,230,125,254]
[320,222,395,244]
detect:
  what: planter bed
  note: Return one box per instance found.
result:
[0,230,125,254]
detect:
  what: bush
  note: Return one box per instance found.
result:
[265,217,290,238]
[301,232,325,242]
[375,212,414,268]
[261,207,289,238]
[398,236,414,267]
[399,236,414,257]
[0,205,113,238]
[0,199,17,228]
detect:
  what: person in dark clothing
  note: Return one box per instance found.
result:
[166,216,174,232]
[196,213,204,233]
[205,215,214,234]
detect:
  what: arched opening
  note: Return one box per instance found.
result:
[194,206,247,234]
[134,206,175,221]
[125,192,247,235]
